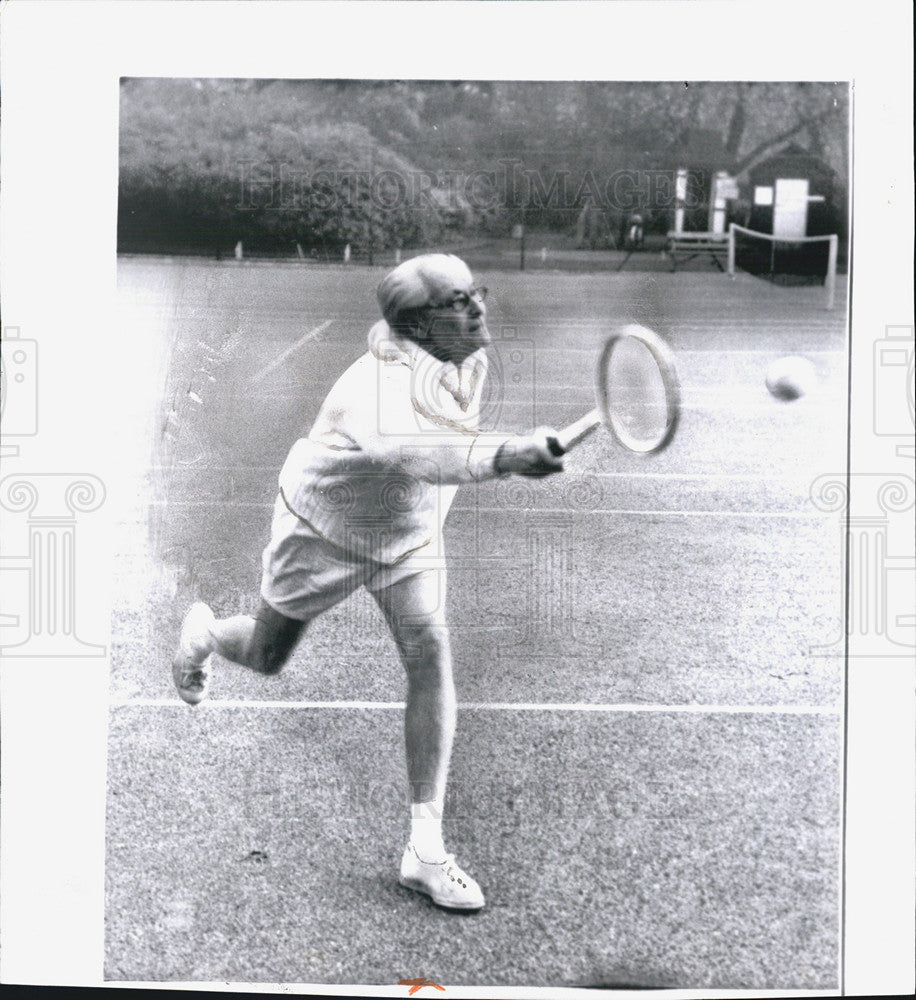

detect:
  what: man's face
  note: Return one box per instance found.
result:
[420,273,491,365]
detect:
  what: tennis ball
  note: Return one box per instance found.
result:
[766,356,817,401]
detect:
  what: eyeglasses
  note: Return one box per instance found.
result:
[430,287,488,311]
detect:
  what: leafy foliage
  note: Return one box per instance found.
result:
[118,79,849,254]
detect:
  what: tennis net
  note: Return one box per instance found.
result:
[727,224,839,310]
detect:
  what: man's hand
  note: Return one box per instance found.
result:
[494,427,565,477]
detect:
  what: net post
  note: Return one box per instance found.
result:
[727,223,736,276]
[825,234,838,310]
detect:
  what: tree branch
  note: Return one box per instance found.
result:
[732,107,840,174]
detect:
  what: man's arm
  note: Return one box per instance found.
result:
[364,361,562,483]
[306,353,561,485]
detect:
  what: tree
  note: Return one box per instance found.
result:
[118,79,849,253]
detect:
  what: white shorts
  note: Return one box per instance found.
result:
[260,493,447,621]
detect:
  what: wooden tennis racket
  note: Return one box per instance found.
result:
[548,323,681,457]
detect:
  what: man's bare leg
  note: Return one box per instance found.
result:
[173,598,307,703]
[373,570,484,910]
[373,571,455,814]
[210,600,307,674]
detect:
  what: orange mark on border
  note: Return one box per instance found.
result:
[398,977,446,995]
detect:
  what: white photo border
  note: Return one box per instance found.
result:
[1,1,913,996]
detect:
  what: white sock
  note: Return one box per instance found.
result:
[410,798,447,862]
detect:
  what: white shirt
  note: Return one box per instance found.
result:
[278,321,510,564]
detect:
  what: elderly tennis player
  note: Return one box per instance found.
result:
[172,253,564,911]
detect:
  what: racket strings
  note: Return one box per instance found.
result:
[598,330,679,453]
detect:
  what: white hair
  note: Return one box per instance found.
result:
[376,253,473,335]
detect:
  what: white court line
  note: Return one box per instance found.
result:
[590,471,814,480]
[535,383,840,391]
[538,346,843,354]
[252,319,333,382]
[149,466,815,482]
[111,698,839,714]
[148,501,824,517]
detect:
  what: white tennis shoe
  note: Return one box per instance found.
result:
[172,602,216,705]
[399,844,485,911]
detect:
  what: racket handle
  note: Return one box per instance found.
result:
[549,408,603,455]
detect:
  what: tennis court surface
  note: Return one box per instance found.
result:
[106,257,848,989]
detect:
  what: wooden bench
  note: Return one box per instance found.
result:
[665,231,730,272]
